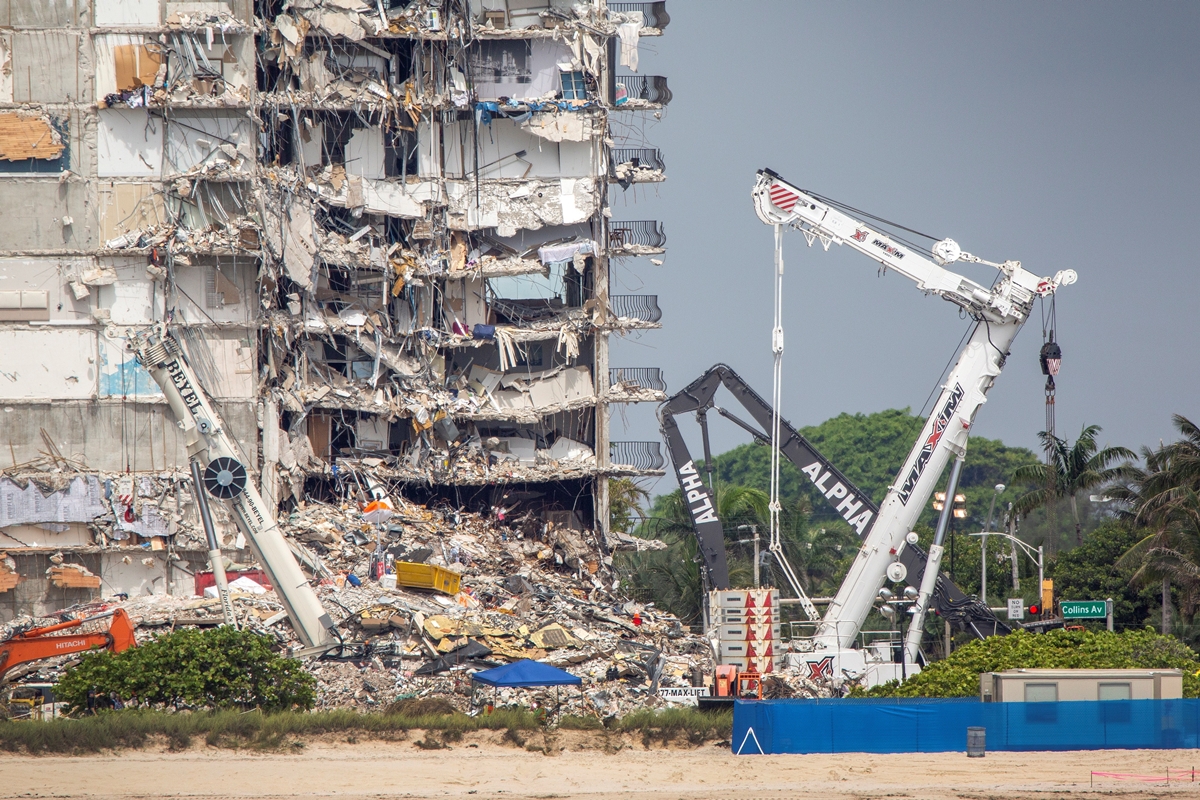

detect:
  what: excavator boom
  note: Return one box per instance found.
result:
[0,609,136,682]
[659,364,1009,639]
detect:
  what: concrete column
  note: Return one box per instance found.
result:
[593,252,611,545]
[261,397,280,512]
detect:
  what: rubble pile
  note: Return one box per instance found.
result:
[280,497,716,713]
[283,498,834,709]
[2,491,829,712]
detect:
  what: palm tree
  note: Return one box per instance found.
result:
[623,485,766,624]
[1122,415,1200,521]
[608,477,650,534]
[757,495,859,595]
[1113,415,1200,635]
[1011,424,1135,552]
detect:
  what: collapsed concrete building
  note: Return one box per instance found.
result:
[0,0,671,621]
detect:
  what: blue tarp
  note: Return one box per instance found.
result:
[471,659,582,688]
[733,698,1200,755]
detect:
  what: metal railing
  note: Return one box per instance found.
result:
[610,147,666,173]
[609,441,666,470]
[613,75,672,106]
[609,367,666,392]
[607,2,670,30]
[607,219,666,249]
[609,294,662,323]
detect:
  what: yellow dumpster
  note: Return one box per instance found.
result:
[394,562,461,595]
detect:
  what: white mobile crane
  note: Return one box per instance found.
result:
[131,325,340,652]
[743,169,1075,681]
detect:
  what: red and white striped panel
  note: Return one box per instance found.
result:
[768,182,800,212]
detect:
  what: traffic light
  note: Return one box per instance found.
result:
[1028,604,1040,616]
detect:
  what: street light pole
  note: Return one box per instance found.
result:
[1008,503,1020,591]
[981,484,1005,608]
[968,529,1043,616]
[981,528,986,610]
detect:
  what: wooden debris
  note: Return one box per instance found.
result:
[48,566,101,589]
[0,113,64,162]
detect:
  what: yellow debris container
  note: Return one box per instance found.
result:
[394,562,461,595]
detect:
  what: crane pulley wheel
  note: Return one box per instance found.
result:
[203,456,248,499]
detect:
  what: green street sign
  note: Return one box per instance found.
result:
[1061,600,1107,619]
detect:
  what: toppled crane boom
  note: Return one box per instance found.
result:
[132,326,338,651]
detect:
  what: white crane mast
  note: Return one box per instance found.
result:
[131,326,339,651]
[752,169,1075,663]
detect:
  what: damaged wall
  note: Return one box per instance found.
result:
[0,401,259,470]
[0,0,669,580]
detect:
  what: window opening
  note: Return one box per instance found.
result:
[560,71,586,100]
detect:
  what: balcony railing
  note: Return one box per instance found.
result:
[610,147,665,173]
[610,440,666,471]
[608,219,666,250]
[607,2,670,30]
[613,75,672,106]
[609,294,662,323]
[609,367,666,392]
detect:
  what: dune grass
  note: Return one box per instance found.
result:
[0,707,541,754]
[0,705,732,754]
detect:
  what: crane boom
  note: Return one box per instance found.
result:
[131,327,338,651]
[751,169,1075,663]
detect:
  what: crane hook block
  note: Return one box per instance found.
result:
[204,456,248,500]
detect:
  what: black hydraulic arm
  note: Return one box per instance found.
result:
[658,364,1009,637]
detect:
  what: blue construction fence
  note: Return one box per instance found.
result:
[732,698,1200,754]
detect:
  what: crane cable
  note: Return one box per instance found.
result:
[1040,295,1061,440]
[769,225,820,622]
[1038,295,1062,557]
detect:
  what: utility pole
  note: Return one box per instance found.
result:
[1163,577,1171,635]
[736,524,761,589]
[753,526,761,589]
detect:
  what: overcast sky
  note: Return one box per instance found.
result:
[606,1,1200,495]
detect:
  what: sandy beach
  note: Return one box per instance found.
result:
[1,732,1197,799]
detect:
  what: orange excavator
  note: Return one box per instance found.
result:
[0,609,137,682]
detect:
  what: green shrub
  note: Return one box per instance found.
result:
[56,627,315,713]
[856,628,1200,698]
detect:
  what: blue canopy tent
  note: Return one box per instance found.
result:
[471,660,582,712]
[472,659,582,687]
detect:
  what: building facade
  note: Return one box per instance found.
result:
[0,0,670,619]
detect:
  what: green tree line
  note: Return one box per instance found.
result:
[614,409,1200,655]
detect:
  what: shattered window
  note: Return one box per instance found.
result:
[560,71,586,100]
[489,264,567,302]
[513,343,545,368]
